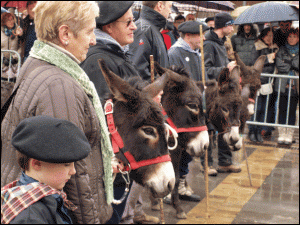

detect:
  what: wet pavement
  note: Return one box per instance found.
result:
[137,127,299,224]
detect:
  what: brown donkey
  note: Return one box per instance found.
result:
[154,63,209,219]
[98,59,175,199]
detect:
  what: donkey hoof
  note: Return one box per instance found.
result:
[176,212,187,219]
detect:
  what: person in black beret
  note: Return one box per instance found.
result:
[203,12,241,176]
[1,116,91,224]
[81,2,159,224]
[172,14,186,41]
[205,16,215,28]
[165,20,209,204]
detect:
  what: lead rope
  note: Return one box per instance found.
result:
[164,123,178,150]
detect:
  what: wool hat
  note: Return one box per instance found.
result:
[205,16,214,23]
[215,13,234,29]
[12,116,91,163]
[96,1,134,26]
[178,21,209,34]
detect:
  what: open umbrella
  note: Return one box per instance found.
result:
[1,1,27,13]
[234,2,299,25]
[174,1,235,11]
[231,5,250,18]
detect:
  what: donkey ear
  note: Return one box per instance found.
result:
[98,59,139,103]
[196,81,205,93]
[253,55,266,73]
[143,73,168,98]
[234,52,248,75]
[230,65,241,83]
[154,61,167,76]
[218,68,230,86]
[241,83,250,100]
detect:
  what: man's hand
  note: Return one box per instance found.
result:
[227,61,237,72]
[13,27,23,36]
[112,156,125,173]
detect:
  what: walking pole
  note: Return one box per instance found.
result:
[150,54,165,224]
[243,137,252,186]
[200,24,209,216]
[150,55,155,83]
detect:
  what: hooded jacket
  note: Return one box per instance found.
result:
[168,37,205,81]
[80,29,141,103]
[203,29,229,80]
[128,6,169,81]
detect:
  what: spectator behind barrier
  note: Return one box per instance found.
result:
[275,27,299,145]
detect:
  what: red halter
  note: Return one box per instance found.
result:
[161,108,208,133]
[105,99,171,171]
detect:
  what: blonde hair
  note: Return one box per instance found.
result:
[33,1,99,43]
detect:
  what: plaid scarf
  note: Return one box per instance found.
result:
[1,180,77,224]
[29,40,114,204]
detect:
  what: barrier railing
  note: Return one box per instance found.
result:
[1,50,21,81]
[246,73,299,129]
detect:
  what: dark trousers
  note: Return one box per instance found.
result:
[248,93,276,133]
[277,92,298,125]
[217,133,233,166]
[200,130,215,167]
[179,149,193,177]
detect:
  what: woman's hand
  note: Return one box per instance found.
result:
[111,156,125,173]
[13,27,23,36]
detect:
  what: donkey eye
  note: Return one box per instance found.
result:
[143,127,155,136]
[187,104,198,110]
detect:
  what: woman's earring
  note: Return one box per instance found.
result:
[65,41,69,46]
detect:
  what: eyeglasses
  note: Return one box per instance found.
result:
[115,18,135,27]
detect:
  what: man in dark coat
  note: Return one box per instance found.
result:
[203,13,241,174]
[273,20,292,48]
[169,20,209,82]
[128,1,172,81]
[81,1,140,104]
[80,2,159,224]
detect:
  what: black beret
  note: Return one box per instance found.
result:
[205,17,214,23]
[12,116,91,163]
[178,21,209,34]
[215,13,234,29]
[96,1,134,26]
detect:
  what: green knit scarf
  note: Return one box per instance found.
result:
[30,40,114,204]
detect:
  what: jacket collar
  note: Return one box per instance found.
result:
[255,39,278,51]
[205,29,226,46]
[172,37,200,55]
[140,6,167,30]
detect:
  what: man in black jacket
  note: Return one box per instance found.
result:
[81,2,158,224]
[202,13,241,174]
[128,1,172,81]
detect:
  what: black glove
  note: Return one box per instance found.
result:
[291,65,299,72]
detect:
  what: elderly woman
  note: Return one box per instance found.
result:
[248,27,279,143]
[1,2,116,224]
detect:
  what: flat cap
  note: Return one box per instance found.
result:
[96,1,134,26]
[178,21,209,34]
[12,116,91,163]
[205,16,214,23]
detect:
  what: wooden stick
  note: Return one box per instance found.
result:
[243,137,252,186]
[160,198,165,224]
[150,55,154,83]
[200,24,209,215]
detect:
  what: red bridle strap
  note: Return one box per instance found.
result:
[105,99,171,171]
[161,108,208,133]
[124,152,171,171]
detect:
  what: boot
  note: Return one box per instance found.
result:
[201,166,218,176]
[277,127,285,144]
[178,175,201,202]
[133,213,160,224]
[255,129,264,143]
[217,164,242,173]
[284,128,294,145]
[248,131,257,142]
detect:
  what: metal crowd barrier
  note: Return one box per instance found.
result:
[246,73,299,129]
[1,50,21,81]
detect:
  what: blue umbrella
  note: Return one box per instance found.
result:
[234,2,299,25]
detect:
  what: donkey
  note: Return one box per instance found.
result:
[154,63,209,219]
[234,52,266,133]
[98,59,175,199]
[205,66,246,151]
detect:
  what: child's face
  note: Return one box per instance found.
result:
[287,33,299,46]
[38,162,76,190]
